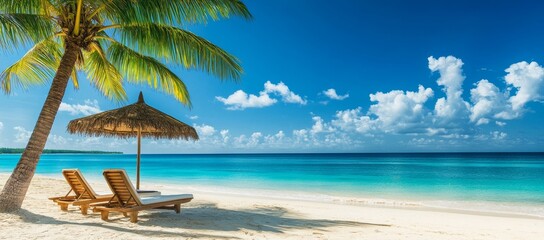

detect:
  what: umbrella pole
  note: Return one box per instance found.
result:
[136,128,141,190]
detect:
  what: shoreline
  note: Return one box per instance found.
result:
[1,174,543,239]
[2,172,543,220]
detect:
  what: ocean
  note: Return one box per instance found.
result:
[1,153,543,217]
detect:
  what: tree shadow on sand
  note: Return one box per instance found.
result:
[137,202,391,233]
[7,202,390,237]
[8,209,236,239]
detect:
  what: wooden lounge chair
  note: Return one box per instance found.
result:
[49,169,113,215]
[93,169,193,223]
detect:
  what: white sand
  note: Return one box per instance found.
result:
[0,174,543,240]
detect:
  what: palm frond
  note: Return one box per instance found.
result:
[98,0,252,25]
[83,48,127,101]
[108,41,191,106]
[71,68,79,89]
[0,39,61,93]
[0,0,54,15]
[116,24,242,80]
[0,13,56,49]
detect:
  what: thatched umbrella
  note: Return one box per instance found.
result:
[67,92,198,189]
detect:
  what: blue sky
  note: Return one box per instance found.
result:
[1,0,544,153]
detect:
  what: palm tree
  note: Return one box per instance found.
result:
[0,0,251,212]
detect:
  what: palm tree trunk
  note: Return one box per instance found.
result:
[0,43,80,212]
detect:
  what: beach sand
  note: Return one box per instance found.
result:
[0,174,542,240]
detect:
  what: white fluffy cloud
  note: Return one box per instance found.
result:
[14,126,31,143]
[233,134,247,146]
[263,131,286,146]
[331,107,373,133]
[298,56,544,141]
[248,132,263,146]
[469,79,506,125]
[491,131,507,140]
[369,85,434,132]
[428,56,470,122]
[310,116,334,134]
[215,90,277,110]
[468,61,544,124]
[323,88,349,100]
[216,81,305,110]
[194,124,216,137]
[275,130,285,139]
[327,85,434,135]
[0,121,3,131]
[77,137,102,145]
[293,129,309,143]
[504,61,544,112]
[48,134,67,145]
[59,99,101,116]
[264,81,307,104]
[220,130,230,143]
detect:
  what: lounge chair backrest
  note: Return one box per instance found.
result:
[103,169,143,206]
[62,169,97,199]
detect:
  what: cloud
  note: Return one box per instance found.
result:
[263,131,286,146]
[194,124,216,137]
[14,126,31,143]
[504,61,544,112]
[428,56,470,123]
[0,121,3,131]
[220,130,230,143]
[331,107,373,133]
[248,132,263,146]
[310,116,334,134]
[188,115,199,120]
[468,61,544,123]
[469,79,507,125]
[491,131,507,140]
[233,134,247,146]
[125,56,544,152]
[295,56,544,141]
[369,85,434,133]
[48,134,67,145]
[323,88,349,100]
[496,121,506,126]
[108,139,130,148]
[59,99,101,116]
[216,81,305,110]
[275,130,285,140]
[77,137,103,145]
[264,81,307,104]
[216,90,277,110]
[293,129,309,143]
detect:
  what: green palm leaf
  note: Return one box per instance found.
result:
[1,1,250,103]
[0,39,61,93]
[98,0,252,25]
[108,41,191,106]
[0,0,55,15]
[0,13,57,48]
[116,24,242,80]
[84,48,127,101]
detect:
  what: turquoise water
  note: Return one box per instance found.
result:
[1,153,543,208]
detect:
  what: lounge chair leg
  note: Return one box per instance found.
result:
[59,203,68,211]
[101,211,109,221]
[123,212,129,217]
[174,204,181,213]
[130,212,138,223]
[80,205,88,215]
